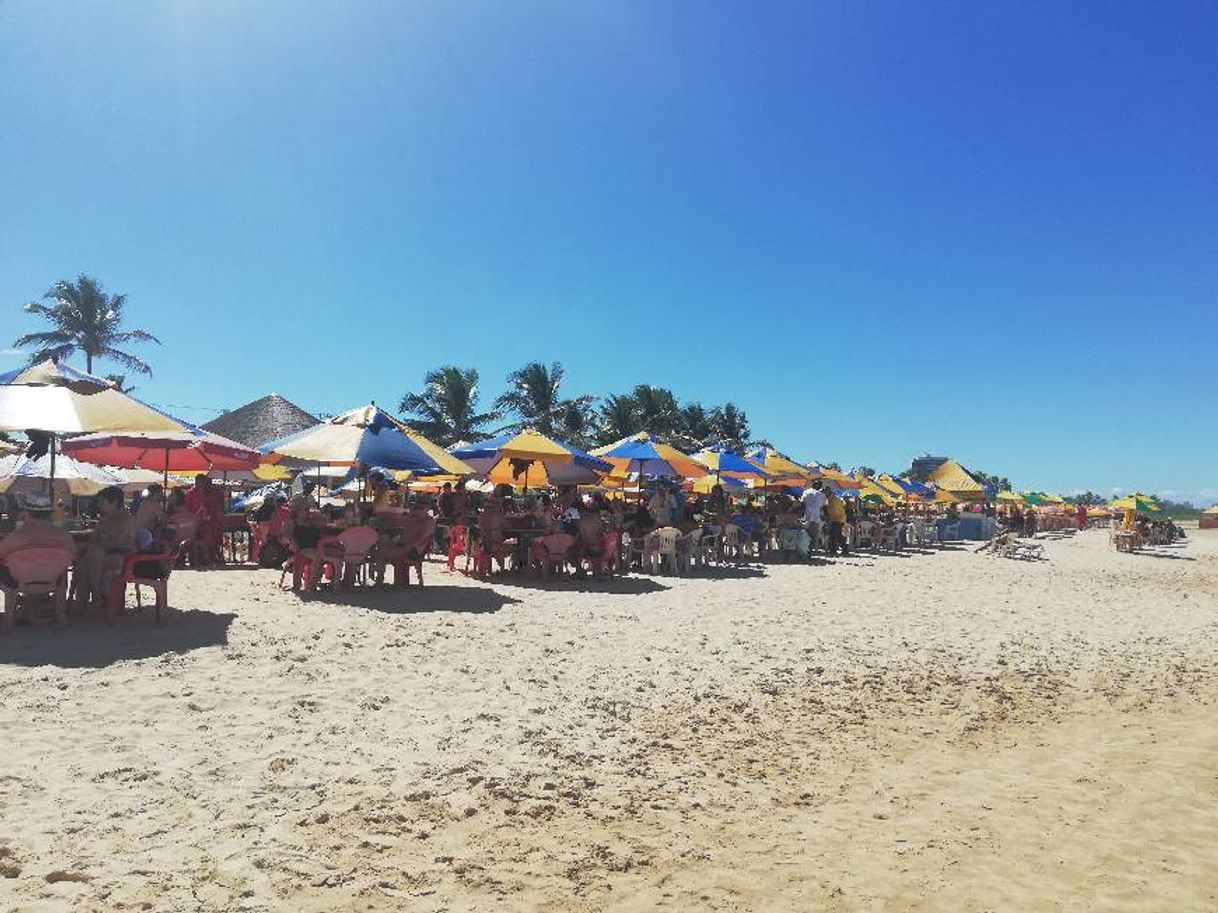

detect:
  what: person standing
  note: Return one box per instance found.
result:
[799,480,827,555]
[825,490,850,557]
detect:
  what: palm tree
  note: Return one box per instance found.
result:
[630,385,680,436]
[674,402,715,451]
[494,361,597,437]
[595,394,642,445]
[399,365,498,446]
[105,374,136,394]
[13,274,160,374]
[709,402,751,450]
[555,398,599,450]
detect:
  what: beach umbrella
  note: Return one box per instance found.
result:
[1109,493,1161,513]
[1203,505,1218,516]
[0,451,123,497]
[879,474,936,500]
[0,359,187,496]
[452,429,611,490]
[995,490,1026,504]
[63,426,262,487]
[856,476,901,507]
[691,446,771,482]
[808,464,863,490]
[690,473,746,495]
[593,434,707,481]
[0,360,183,436]
[262,405,473,475]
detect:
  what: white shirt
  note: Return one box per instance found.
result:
[648,492,674,525]
[800,488,827,523]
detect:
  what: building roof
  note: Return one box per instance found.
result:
[201,394,319,449]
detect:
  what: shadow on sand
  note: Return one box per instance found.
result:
[299,583,523,615]
[0,608,235,669]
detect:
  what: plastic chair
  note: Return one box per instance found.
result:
[650,527,681,575]
[107,541,186,624]
[380,520,434,587]
[534,533,575,579]
[941,521,961,542]
[721,524,745,563]
[319,526,379,589]
[1,547,75,630]
[583,529,622,578]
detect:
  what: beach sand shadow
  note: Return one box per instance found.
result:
[299,583,522,615]
[0,609,235,669]
[489,575,671,595]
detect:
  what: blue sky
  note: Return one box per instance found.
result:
[2,2,1215,502]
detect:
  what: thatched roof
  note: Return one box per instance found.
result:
[201,394,319,449]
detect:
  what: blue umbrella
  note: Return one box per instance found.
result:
[262,405,454,474]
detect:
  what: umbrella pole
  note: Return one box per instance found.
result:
[163,449,169,490]
[48,433,57,499]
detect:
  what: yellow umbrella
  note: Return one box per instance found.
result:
[857,475,900,507]
[995,490,1025,504]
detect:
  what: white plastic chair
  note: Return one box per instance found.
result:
[721,524,745,563]
[653,526,682,575]
[854,520,875,549]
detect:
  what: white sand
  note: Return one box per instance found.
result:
[1,529,1216,911]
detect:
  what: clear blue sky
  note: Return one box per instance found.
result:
[2,2,1215,503]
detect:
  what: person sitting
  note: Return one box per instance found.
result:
[135,483,167,544]
[83,486,135,609]
[572,508,607,574]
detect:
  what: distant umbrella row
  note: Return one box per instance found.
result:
[0,359,1042,504]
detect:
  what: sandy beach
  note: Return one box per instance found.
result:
[2,529,1216,912]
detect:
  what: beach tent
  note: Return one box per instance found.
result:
[927,459,987,501]
[452,428,611,489]
[592,433,706,481]
[262,405,472,475]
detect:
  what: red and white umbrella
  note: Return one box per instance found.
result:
[63,428,262,484]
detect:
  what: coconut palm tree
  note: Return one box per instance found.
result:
[399,365,498,446]
[555,398,599,450]
[630,385,680,436]
[595,394,642,445]
[494,361,596,437]
[673,402,714,451]
[709,402,751,450]
[13,274,160,375]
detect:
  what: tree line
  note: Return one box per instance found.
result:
[399,362,756,451]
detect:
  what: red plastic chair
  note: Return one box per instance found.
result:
[583,529,622,579]
[107,541,185,624]
[446,525,469,572]
[1,547,75,630]
[535,533,575,580]
[383,520,434,587]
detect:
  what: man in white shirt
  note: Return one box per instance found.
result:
[648,487,675,527]
[799,480,827,554]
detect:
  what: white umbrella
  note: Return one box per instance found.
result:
[0,452,124,497]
